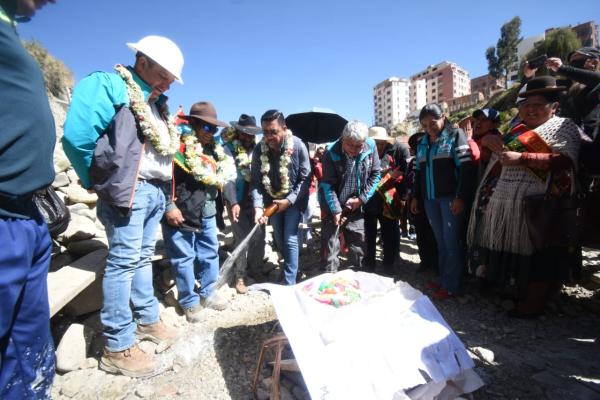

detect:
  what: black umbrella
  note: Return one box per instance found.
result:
[285,108,348,144]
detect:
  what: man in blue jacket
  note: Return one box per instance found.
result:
[319,120,381,272]
[0,0,57,398]
[62,35,184,378]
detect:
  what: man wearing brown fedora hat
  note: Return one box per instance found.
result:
[221,114,265,294]
[162,101,236,321]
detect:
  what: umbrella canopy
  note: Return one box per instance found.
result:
[285,108,348,144]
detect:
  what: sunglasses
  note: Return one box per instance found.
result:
[191,120,218,134]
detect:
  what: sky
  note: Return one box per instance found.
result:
[16,0,599,126]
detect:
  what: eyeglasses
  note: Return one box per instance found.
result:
[202,124,218,134]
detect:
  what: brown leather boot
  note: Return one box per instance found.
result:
[99,344,162,378]
[136,319,178,345]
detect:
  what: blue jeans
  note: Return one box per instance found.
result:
[162,216,219,309]
[423,196,465,293]
[270,205,302,285]
[0,211,55,399]
[97,181,165,352]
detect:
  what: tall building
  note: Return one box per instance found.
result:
[409,61,471,111]
[547,20,598,48]
[373,77,410,129]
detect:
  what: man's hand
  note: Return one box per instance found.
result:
[333,212,342,226]
[345,197,362,211]
[272,199,290,213]
[230,203,240,223]
[450,198,464,216]
[523,61,538,78]
[500,151,522,166]
[165,208,185,227]
[546,57,563,72]
[254,207,266,225]
[481,134,504,154]
[410,197,420,214]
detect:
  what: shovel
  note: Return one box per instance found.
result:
[215,203,279,289]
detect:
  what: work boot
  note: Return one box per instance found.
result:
[136,319,178,345]
[99,344,162,378]
[183,303,204,323]
[200,292,228,311]
[235,278,248,294]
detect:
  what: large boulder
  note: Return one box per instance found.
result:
[59,214,97,242]
[64,184,97,205]
[55,323,93,373]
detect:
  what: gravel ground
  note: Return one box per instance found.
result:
[50,221,600,400]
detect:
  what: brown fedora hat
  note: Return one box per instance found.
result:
[181,102,229,127]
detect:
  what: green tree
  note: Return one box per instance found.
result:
[23,40,73,98]
[523,28,581,76]
[486,16,522,88]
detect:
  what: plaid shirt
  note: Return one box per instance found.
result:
[338,155,359,206]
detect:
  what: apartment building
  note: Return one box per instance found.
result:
[373,77,411,129]
[470,74,505,99]
[409,61,471,111]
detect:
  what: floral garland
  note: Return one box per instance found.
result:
[176,135,235,190]
[115,64,179,156]
[260,130,294,199]
[221,127,253,182]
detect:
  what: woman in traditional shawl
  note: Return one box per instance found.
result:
[467,76,581,318]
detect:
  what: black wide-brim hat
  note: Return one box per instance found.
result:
[181,101,229,127]
[230,114,261,136]
[518,76,567,98]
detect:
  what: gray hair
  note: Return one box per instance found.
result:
[342,120,368,141]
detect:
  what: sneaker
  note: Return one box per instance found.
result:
[183,303,204,323]
[99,344,163,378]
[432,289,453,300]
[235,278,248,295]
[136,319,178,344]
[200,292,228,311]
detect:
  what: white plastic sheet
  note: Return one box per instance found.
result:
[251,270,483,400]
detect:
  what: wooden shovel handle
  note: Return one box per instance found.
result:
[264,203,279,218]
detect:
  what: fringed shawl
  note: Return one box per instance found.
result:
[467,116,581,256]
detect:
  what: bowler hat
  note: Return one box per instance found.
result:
[230,114,262,136]
[181,102,228,127]
[517,76,566,98]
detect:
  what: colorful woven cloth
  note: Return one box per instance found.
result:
[302,276,362,308]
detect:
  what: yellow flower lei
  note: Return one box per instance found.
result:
[115,65,179,156]
[260,130,294,199]
[181,135,235,190]
[221,127,253,182]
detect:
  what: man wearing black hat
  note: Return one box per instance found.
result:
[162,102,236,321]
[221,114,265,294]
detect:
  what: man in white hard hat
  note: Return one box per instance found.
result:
[62,35,184,378]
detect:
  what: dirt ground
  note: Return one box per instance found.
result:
[50,218,600,400]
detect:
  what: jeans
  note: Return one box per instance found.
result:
[269,205,302,285]
[0,211,55,399]
[162,216,219,309]
[230,206,265,280]
[423,196,465,293]
[96,180,165,352]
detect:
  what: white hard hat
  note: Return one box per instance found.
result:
[126,35,184,84]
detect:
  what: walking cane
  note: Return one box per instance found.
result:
[215,203,279,289]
